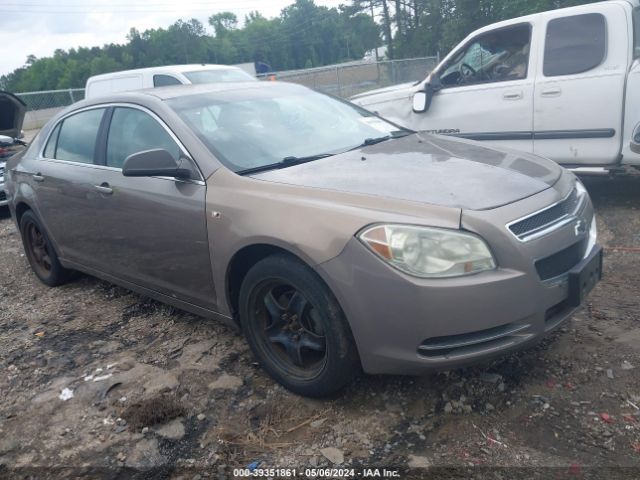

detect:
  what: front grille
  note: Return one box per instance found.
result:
[0,190,6,202]
[535,239,587,281]
[509,188,581,240]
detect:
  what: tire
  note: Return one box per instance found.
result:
[239,253,361,397]
[19,210,76,287]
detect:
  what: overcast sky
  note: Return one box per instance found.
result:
[0,0,344,77]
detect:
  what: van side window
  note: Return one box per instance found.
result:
[439,24,531,88]
[106,107,180,168]
[543,13,606,77]
[55,109,105,164]
[153,75,182,87]
[634,7,640,58]
[43,123,61,158]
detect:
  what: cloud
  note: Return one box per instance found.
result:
[0,0,343,80]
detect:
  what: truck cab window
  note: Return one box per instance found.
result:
[439,24,531,88]
[543,13,606,76]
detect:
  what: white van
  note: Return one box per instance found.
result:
[85,64,256,99]
[351,0,640,170]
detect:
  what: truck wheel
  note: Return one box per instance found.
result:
[239,254,361,397]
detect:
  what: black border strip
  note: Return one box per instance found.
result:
[451,128,615,141]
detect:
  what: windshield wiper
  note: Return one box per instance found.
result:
[237,153,335,175]
[349,130,413,151]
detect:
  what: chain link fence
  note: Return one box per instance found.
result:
[266,57,438,98]
[16,89,85,111]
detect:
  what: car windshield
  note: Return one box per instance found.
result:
[166,86,408,173]
[182,69,256,84]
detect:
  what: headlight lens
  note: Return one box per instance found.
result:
[358,224,496,278]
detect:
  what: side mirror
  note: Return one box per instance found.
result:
[631,130,640,154]
[412,78,441,114]
[122,149,193,179]
[412,91,429,113]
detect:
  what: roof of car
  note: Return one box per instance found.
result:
[73,81,307,110]
[142,80,295,99]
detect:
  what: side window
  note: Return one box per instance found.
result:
[439,24,531,88]
[106,107,180,168]
[43,123,61,158]
[543,13,607,77]
[55,108,105,164]
[153,75,183,87]
[634,7,640,58]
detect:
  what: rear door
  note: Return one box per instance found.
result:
[90,105,216,308]
[31,107,108,266]
[533,4,628,165]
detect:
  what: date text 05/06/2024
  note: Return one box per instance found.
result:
[233,468,402,478]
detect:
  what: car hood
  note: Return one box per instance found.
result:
[0,91,26,139]
[250,133,563,211]
[350,81,416,103]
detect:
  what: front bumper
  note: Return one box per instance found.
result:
[316,187,600,375]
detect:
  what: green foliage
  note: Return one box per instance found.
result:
[1,0,602,93]
[0,0,380,92]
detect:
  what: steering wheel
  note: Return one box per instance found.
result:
[459,63,477,82]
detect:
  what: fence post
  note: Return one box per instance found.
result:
[336,66,342,98]
[69,89,75,103]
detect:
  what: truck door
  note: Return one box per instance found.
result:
[416,22,535,153]
[533,4,628,166]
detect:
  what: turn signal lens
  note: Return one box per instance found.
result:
[358,224,496,278]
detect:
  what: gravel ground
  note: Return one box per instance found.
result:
[0,174,639,479]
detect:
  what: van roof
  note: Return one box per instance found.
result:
[87,64,242,81]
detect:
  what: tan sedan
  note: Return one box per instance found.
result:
[4,82,602,396]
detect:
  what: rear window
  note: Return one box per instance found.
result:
[55,109,104,164]
[153,74,182,87]
[543,13,607,77]
[182,69,255,84]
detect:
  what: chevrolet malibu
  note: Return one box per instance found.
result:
[4,82,602,397]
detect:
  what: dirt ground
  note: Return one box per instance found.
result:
[0,174,639,479]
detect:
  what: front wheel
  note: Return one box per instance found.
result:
[239,254,360,397]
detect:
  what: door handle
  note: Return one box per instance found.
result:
[503,91,523,100]
[94,183,113,195]
[32,173,44,182]
[541,87,562,97]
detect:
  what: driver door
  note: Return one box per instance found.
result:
[413,23,535,153]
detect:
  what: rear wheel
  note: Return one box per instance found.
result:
[239,254,360,397]
[20,210,75,286]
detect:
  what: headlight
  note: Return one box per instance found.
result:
[358,224,496,278]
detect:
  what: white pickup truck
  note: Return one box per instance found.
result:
[351,0,640,171]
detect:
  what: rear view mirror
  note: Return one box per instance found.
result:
[122,149,193,179]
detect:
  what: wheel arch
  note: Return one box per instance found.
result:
[225,243,310,324]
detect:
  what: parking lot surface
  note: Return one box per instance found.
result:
[0,174,639,478]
